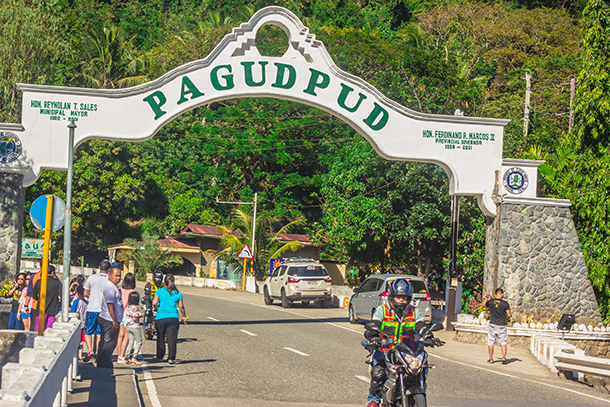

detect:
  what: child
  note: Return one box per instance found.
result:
[123,291,143,365]
[70,285,88,360]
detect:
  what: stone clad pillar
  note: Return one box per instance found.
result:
[0,170,26,281]
[484,197,601,324]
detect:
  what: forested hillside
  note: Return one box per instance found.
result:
[4,0,610,319]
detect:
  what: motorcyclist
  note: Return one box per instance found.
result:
[143,270,165,315]
[364,278,439,407]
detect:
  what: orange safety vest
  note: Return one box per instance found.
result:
[379,303,416,352]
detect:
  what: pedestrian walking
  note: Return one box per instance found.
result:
[8,272,26,330]
[16,273,32,331]
[485,288,512,364]
[152,273,187,364]
[117,272,136,364]
[32,266,62,330]
[82,260,110,362]
[123,291,143,365]
[96,266,123,368]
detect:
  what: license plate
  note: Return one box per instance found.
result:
[307,281,318,285]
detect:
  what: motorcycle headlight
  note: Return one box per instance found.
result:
[402,352,424,372]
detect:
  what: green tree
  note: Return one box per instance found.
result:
[77,24,149,89]
[538,0,610,321]
[116,232,182,280]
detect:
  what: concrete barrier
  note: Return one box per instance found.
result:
[0,314,80,407]
[554,348,610,379]
[530,334,580,373]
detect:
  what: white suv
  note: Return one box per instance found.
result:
[263,259,332,308]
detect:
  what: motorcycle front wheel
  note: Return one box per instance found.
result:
[408,394,426,407]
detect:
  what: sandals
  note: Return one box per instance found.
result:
[487,359,494,364]
[83,351,95,363]
[128,359,142,366]
[117,356,126,364]
[501,358,507,365]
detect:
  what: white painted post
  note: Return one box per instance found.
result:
[72,351,78,379]
[61,372,68,406]
[67,363,73,392]
[54,390,61,407]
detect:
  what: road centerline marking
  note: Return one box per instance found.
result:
[284,347,309,356]
[240,329,257,336]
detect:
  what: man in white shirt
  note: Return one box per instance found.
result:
[82,260,110,362]
[96,267,123,368]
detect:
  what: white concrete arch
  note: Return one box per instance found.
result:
[0,6,510,216]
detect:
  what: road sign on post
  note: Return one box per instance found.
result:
[238,244,254,259]
[238,244,254,291]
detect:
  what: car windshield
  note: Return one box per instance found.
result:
[289,266,328,276]
[410,280,427,294]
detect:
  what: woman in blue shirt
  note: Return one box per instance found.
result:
[152,273,187,364]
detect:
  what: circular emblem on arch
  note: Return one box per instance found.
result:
[0,131,22,163]
[503,167,529,194]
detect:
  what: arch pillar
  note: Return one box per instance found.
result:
[484,197,601,324]
[0,168,27,280]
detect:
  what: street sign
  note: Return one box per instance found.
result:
[30,194,66,232]
[21,238,46,258]
[238,244,254,259]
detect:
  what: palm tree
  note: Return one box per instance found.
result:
[77,24,149,89]
[209,208,305,280]
[116,232,182,281]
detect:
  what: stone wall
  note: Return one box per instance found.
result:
[484,200,601,324]
[0,172,24,281]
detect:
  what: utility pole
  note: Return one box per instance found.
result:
[445,195,460,331]
[568,76,576,133]
[523,70,532,137]
[215,193,258,287]
[62,122,76,322]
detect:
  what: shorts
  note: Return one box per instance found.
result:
[20,310,30,319]
[84,311,101,336]
[487,323,508,346]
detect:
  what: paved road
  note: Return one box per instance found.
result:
[137,287,610,407]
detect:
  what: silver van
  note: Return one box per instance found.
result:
[348,274,432,324]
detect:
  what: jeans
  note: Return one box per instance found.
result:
[8,311,23,330]
[125,326,142,360]
[97,317,118,368]
[155,318,180,361]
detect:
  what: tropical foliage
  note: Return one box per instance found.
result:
[3,0,609,317]
[116,232,183,280]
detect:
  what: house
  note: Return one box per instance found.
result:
[108,224,331,280]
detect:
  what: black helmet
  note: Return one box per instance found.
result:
[153,270,164,281]
[388,278,412,313]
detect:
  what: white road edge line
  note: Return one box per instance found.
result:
[240,329,257,336]
[207,316,220,321]
[187,292,610,402]
[140,361,163,407]
[284,347,309,356]
[427,352,610,404]
[355,375,369,383]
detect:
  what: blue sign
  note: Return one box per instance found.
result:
[29,195,66,232]
[269,258,285,275]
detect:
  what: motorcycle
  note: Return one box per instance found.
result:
[362,322,443,407]
[141,297,157,340]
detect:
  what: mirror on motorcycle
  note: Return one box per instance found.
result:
[141,297,146,304]
[364,322,380,333]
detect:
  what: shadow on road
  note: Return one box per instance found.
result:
[187,317,350,326]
